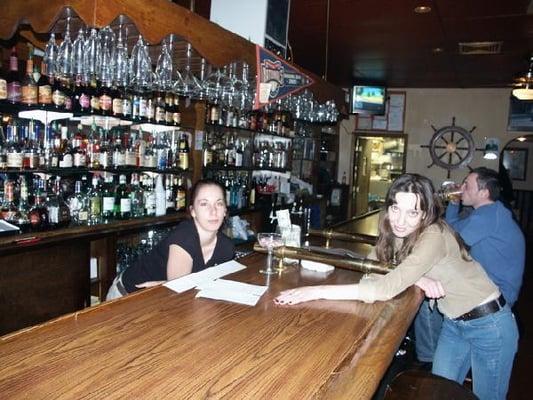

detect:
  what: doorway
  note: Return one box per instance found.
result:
[351,133,407,216]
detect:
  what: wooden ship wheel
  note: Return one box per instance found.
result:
[421,117,484,178]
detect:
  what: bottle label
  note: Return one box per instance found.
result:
[21,84,38,104]
[78,211,88,222]
[132,97,140,118]
[173,112,181,125]
[59,154,73,168]
[144,154,156,168]
[145,194,156,215]
[125,151,137,166]
[90,95,100,110]
[155,107,166,123]
[38,84,52,104]
[166,111,173,124]
[145,101,155,120]
[179,153,189,170]
[79,93,90,108]
[113,151,126,167]
[48,206,59,224]
[7,82,21,102]
[99,152,110,168]
[100,94,112,111]
[138,98,147,117]
[122,98,131,116]
[90,197,101,216]
[52,89,65,106]
[74,153,86,167]
[7,152,23,168]
[102,197,115,212]
[112,98,123,115]
[120,198,131,213]
[0,79,7,100]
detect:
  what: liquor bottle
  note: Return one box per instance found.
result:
[112,83,123,118]
[178,134,189,170]
[172,95,181,126]
[68,180,88,225]
[154,132,169,171]
[73,73,90,113]
[115,174,131,219]
[154,88,166,124]
[58,126,73,168]
[99,81,113,116]
[0,56,7,102]
[101,174,115,222]
[124,133,137,167]
[88,75,100,115]
[37,60,52,107]
[21,46,38,106]
[0,126,7,169]
[122,85,132,119]
[16,176,31,232]
[143,135,157,168]
[72,124,87,168]
[130,173,144,218]
[1,180,18,222]
[51,75,65,110]
[165,174,175,212]
[5,121,23,169]
[164,92,174,125]
[155,174,166,217]
[28,179,49,231]
[143,175,156,216]
[112,133,126,168]
[202,135,213,167]
[145,91,156,123]
[51,177,71,229]
[61,77,73,111]
[87,176,102,225]
[87,119,101,168]
[99,128,112,169]
[22,120,40,169]
[6,46,22,104]
[175,176,187,211]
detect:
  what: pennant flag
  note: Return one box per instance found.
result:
[254,45,314,110]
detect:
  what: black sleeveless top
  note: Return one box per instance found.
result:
[122,219,235,293]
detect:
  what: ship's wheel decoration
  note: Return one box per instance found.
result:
[421,117,484,178]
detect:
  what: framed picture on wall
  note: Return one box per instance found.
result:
[502,148,528,181]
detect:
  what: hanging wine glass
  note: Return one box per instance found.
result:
[129,35,145,86]
[140,40,154,88]
[71,27,86,81]
[174,43,202,98]
[203,66,229,103]
[99,26,116,80]
[56,16,73,78]
[194,57,209,100]
[84,28,102,81]
[44,33,59,78]
[155,40,173,90]
[113,22,129,87]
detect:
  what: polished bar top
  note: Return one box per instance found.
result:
[0,251,422,399]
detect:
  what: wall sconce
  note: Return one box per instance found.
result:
[483,138,500,160]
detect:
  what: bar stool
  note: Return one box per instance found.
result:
[383,370,478,400]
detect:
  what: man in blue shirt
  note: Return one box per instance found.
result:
[415,167,525,364]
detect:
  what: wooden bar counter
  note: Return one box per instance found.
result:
[0,249,422,399]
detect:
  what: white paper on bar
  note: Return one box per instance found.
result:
[196,288,263,306]
[197,279,268,297]
[163,260,247,293]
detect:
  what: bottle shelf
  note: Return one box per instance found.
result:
[205,123,292,139]
[203,165,290,173]
[0,167,191,175]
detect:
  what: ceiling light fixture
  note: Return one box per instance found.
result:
[517,137,527,142]
[512,56,533,100]
[414,5,432,14]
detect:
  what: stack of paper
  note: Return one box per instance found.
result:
[163,260,246,293]
[196,279,268,306]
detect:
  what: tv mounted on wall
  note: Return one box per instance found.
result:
[350,85,387,115]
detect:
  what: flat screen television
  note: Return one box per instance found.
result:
[350,85,386,115]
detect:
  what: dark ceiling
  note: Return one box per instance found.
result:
[179,0,533,89]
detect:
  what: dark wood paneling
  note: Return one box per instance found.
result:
[0,241,90,335]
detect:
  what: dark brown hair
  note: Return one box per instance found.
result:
[189,179,226,208]
[375,173,469,264]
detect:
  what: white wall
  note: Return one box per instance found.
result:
[338,88,533,190]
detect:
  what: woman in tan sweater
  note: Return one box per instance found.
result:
[275,174,518,400]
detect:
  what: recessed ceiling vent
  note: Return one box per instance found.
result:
[458,41,502,55]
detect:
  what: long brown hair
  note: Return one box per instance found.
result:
[375,173,469,264]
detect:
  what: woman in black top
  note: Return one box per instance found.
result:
[107,179,235,299]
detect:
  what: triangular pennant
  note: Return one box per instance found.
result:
[254,45,315,110]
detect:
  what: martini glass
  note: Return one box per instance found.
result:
[257,232,284,275]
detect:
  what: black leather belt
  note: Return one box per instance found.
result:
[455,295,506,321]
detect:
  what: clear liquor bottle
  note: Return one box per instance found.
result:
[68,180,89,225]
[16,176,31,232]
[130,173,144,218]
[5,120,23,169]
[165,174,175,213]
[58,126,73,168]
[1,180,18,222]
[143,175,156,216]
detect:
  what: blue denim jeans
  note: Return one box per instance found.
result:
[414,299,443,362]
[432,304,518,400]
